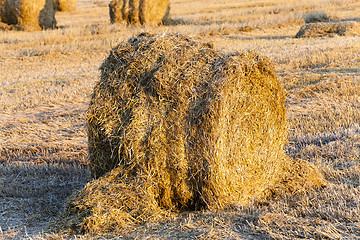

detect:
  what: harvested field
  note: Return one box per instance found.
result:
[0,0,359,239]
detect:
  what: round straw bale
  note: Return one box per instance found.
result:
[1,0,56,31]
[56,33,326,233]
[109,0,169,25]
[126,0,140,23]
[109,0,128,24]
[55,0,77,12]
[139,0,169,25]
[295,21,360,38]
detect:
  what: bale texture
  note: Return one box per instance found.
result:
[128,0,140,23]
[1,0,56,31]
[55,0,77,12]
[139,0,169,25]
[109,0,169,25]
[295,21,360,38]
[0,0,4,22]
[56,33,326,234]
[109,0,128,24]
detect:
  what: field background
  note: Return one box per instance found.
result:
[0,0,359,239]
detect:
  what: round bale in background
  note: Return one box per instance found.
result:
[109,0,139,24]
[128,0,140,23]
[55,33,326,234]
[1,0,56,31]
[55,0,77,12]
[139,0,169,25]
[109,0,128,24]
[109,0,169,25]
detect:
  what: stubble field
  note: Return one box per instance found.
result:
[0,0,359,239]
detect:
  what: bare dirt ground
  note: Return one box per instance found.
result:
[0,0,359,239]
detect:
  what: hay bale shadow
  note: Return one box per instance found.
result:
[0,164,90,235]
[162,17,189,26]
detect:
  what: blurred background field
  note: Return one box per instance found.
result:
[0,0,359,239]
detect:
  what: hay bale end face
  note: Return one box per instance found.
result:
[56,33,326,234]
[1,0,56,31]
[55,0,77,12]
[295,21,360,38]
[109,0,169,25]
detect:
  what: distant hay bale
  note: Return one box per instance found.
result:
[128,0,140,23]
[55,0,77,12]
[1,0,56,31]
[109,0,128,24]
[56,33,326,234]
[139,0,169,25]
[109,0,169,25]
[303,11,330,23]
[295,21,360,38]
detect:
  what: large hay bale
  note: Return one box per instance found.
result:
[55,0,77,12]
[1,0,56,31]
[295,21,360,38]
[109,0,169,25]
[56,33,326,234]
